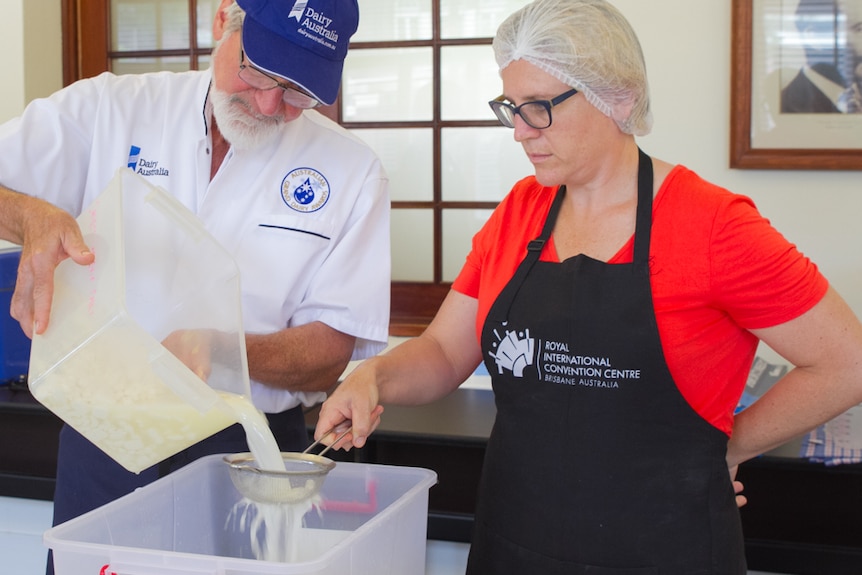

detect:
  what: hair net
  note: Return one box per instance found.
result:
[492,0,653,136]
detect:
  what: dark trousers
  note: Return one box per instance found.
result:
[46,405,308,575]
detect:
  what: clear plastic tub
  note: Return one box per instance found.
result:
[44,456,437,575]
[28,168,251,473]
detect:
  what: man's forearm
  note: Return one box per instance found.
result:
[245,321,356,393]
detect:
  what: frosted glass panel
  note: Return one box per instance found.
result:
[442,209,494,282]
[352,129,433,202]
[112,57,191,75]
[439,0,531,39]
[354,0,432,42]
[441,127,533,202]
[112,0,189,51]
[196,0,221,48]
[343,48,433,122]
[441,46,501,121]
[392,210,434,282]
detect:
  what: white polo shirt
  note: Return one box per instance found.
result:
[0,70,390,412]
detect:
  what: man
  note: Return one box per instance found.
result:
[0,0,389,569]
[837,0,862,111]
[781,0,847,113]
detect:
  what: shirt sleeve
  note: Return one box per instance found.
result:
[707,193,828,330]
[0,75,106,214]
[452,178,558,339]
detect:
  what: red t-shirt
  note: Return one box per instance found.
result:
[452,166,828,435]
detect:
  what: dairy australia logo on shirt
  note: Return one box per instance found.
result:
[489,326,640,390]
[126,146,170,177]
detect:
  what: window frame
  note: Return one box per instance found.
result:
[61,0,507,335]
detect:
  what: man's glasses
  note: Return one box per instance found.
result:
[488,88,579,129]
[237,48,320,109]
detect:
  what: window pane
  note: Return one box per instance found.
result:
[196,0,221,49]
[442,209,494,282]
[342,48,433,122]
[441,45,501,120]
[392,210,434,282]
[441,127,533,202]
[352,129,433,202]
[354,0,432,42]
[112,57,191,75]
[112,0,189,51]
[439,0,531,39]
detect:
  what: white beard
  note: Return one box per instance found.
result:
[210,85,284,151]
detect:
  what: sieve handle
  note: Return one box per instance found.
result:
[304,425,352,457]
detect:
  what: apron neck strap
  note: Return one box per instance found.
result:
[632,147,654,265]
[486,149,654,324]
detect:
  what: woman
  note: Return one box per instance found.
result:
[316,1,862,573]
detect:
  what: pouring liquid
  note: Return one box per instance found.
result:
[219,393,320,563]
[218,392,285,471]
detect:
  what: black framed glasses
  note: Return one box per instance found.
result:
[488,88,579,129]
[237,48,320,109]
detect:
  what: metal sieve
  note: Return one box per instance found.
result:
[224,427,350,505]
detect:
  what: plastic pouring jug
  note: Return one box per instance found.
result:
[28,168,251,473]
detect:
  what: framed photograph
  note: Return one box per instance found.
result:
[730,0,862,169]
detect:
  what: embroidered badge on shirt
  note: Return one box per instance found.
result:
[126,145,170,176]
[281,167,330,213]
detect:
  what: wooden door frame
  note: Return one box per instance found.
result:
[62,0,109,86]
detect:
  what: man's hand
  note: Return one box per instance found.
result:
[161,329,217,381]
[10,200,93,337]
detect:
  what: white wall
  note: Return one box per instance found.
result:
[2,1,860,341]
[0,0,26,123]
[22,0,63,108]
[0,0,62,250]
[616,1,861,360]
[615,0,862,362]
[0,0,61,123]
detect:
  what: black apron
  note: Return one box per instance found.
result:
[468,149,745,574]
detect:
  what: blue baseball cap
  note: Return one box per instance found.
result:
[235,0,359,106]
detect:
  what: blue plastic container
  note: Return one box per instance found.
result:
[0,247,31,384]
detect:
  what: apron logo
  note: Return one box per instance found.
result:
[489,328,536,377]
[490,327,642,389]
[540,341,639,389]
[282,167,330,213]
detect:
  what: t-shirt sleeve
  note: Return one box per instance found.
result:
[707,194,828,330]
[0,75,105,215]
[451,218,493,299]
[451,178,558,339]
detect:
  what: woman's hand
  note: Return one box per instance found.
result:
[730,465,747,508]
[315,358,385,450]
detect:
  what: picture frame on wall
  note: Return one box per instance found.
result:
[730,0,862,170]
